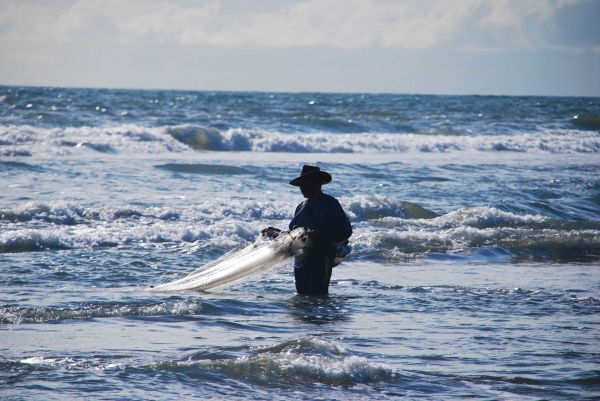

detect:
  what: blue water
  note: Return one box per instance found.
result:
[1,86,599,400]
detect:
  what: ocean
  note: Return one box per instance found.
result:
[1,86,599,400]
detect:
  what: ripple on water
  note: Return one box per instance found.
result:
[0,299,203,324]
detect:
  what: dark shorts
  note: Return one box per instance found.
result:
[294,255,333,295]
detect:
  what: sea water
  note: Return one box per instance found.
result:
[1,86,599,400]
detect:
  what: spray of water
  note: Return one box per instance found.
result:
[152,228,311,292]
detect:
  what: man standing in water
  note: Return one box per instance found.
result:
[263,165,352,295]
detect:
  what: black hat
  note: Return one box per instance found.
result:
[289,165,332,186]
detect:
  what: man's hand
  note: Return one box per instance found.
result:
[261,227,281,238]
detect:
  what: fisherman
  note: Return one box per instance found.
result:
[262,165,352,295]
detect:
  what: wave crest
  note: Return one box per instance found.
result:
[156,337,394,385]
[1,299,203,324]
[1,124,598,155]
[2,199,598,261]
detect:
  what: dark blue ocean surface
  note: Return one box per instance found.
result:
[1,86,599,400]
[2,86,599,133]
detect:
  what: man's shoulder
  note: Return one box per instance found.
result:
[323,193,342,206]
[322,193,338,202]
[311,194,336,207]
[313,194,343,211]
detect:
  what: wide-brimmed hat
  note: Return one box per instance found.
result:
[289,165,332,186]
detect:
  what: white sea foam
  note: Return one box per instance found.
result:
[1,124,598,156]
[182,127,600,154]
[436,207,548,227]
[161,337,393,384]
[219,353,394,384]
[2,198,598,259]
[0,199,294,252]
[0,199,295,226]
[0,228,68,251]
[0,201,86,224]
[0,124,190,156]
[0,196,429,253]
[378,206,549,229]
[343,195,439,220]
[20,357,57,365]
[351,224,600,258]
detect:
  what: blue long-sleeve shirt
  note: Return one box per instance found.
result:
[289,194,352,245]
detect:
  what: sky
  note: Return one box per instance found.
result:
[0,0,599,96]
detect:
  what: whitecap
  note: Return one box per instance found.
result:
[1,124,598,156]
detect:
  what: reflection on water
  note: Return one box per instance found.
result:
[287,296,352,326]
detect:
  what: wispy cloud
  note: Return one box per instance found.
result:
[0,0,589,50]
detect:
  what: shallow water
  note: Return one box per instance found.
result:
[1,86,599,400]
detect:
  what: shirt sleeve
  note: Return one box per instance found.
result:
[289,203,303,231]
[325,197,352,243]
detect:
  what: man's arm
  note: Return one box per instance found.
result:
[326,198,352,243]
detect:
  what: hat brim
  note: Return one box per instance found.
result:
[289,170,332,186]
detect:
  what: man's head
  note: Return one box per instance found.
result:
[289,165,331,200]
[299,177,322,199]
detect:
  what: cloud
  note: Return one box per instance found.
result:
[217,0,481,49]
[0,1,220,44]
[478,0,578,27]
[0,0,590,50]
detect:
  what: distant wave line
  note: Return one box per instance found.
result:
[1,124,599,155]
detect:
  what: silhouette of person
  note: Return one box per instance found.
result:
[263,165,352,295]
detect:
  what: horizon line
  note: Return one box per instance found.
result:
[2,83,598,99]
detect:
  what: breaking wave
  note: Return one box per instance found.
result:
[2,197,598,261]
[153,337,394,385]
[7,337,393,387]
[1,124,599,155]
